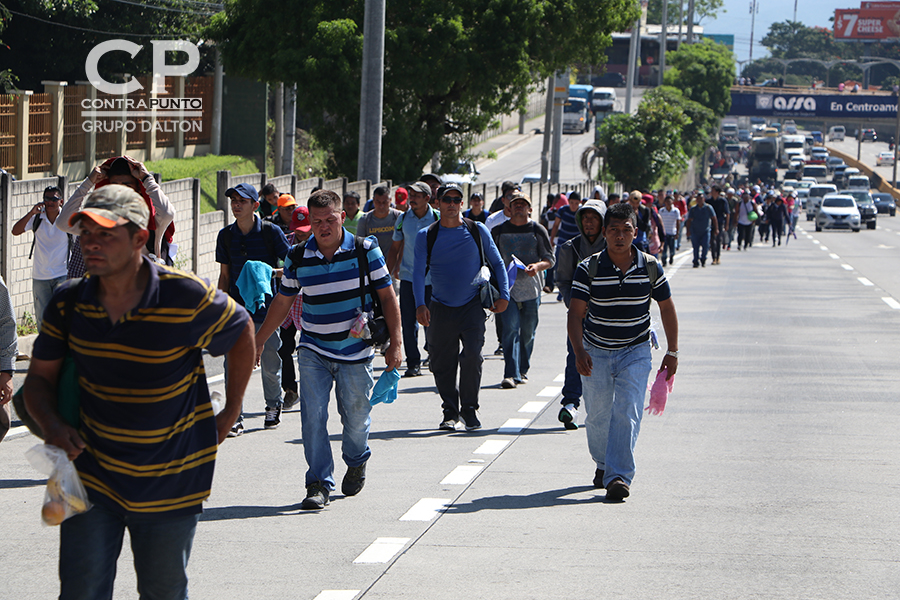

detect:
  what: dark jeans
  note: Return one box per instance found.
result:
[710,230,725,261]
[562,337,582,409]
[500,297,540,381]
[770,220,784,244]
[737,223,754,248]
[60,503,199,600]
[691,230,710,266]
[400,280,430,368]
[426,297,485,421]
[278,323,298,393]
[660,234,677,263]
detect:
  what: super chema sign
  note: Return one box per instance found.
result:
[730,91,900,119]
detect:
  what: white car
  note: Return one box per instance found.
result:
[815,194,861,232]
[876,151,895,166]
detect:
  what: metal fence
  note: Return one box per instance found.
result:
[27,93,52,174]
[63,86,86,163]
[0,95,18,174]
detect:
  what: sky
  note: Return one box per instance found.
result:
[702,1,850,64]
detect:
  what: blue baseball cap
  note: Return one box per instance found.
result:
[225,182,258,201]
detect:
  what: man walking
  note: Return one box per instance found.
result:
[216,182,290,435]
[567,202,679,501]
[658,195,681,265]
[254,189,402,510]
[708,186,730,265]
[387,182,439,377]
[12,186,70,330]
[492,192,554,389]
[25,184,255,598]
[684,192,718,268]
[555,199,607,430]
[413,184,509,431]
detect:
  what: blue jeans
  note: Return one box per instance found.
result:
[660,234,677,264]
[224,319,282,412]
[500,297,540,381]
[691,230,710,266]
[33,276,66,331]
[400,280,430,368]
[59,503,199,600]
[580,341,652,487]
[297,347,374,490]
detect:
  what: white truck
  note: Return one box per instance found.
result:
[781,134,808,167]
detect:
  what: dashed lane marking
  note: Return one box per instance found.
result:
[473,440,509,454]
[820,245,829,251]
[353,538,410,564]
[829,253,840,259]
[399,498,451,521]
[498,418,532,433]
[537,386,562,397]
[883,297,900,309]
[553,373,565,382]
[519,401,549,413]
[440,465,484,485]
[313,592,360,600]
[841,264,854,271]
[858,277,874,286]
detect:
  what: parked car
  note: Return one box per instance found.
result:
[872,192,897,216]
[816,194,861,232]
[876,151,895,166]
[861,128,877,142]
[847,190,877,229]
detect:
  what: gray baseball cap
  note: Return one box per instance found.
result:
[69,184,149,230]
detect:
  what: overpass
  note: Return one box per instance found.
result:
[729,86,900,120]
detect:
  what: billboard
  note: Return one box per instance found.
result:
[730,91,900,119]
[835,7,900,39]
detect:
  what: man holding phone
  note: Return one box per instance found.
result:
[12,186,70,330]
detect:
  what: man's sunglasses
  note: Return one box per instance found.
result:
[441,196,463,204]
[43,196,61,202]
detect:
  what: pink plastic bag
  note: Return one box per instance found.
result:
[646,367,674,415]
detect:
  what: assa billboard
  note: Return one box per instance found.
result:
[730,91,900,119]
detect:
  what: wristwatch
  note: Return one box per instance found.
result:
[665,350,679,358]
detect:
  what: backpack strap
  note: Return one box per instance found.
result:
[355,236,383,317]
[587,251,658,288]
[260,220,278,267]
[28,214,43,260]
[424,220,441,275]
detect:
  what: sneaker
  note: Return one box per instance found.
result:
[422,357,430,370]
[459,410,482,431]
[438,419,458,431]
[342,462,367,496]
[593,469,605,489]
[301,482,330,510]
[517,373,528,383]
[264,405,282,429]
[493,345,504,356]
[403,365,421,378]
[558,404,578,430]
[282,390,300,410]
[227,420,243,438]
[606,478,630,501]
[501,377,517,389]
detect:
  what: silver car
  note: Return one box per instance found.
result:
[816,194,861,232]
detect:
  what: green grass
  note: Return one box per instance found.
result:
[145,155,262,213]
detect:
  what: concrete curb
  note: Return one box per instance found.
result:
[473,128,541,170]
[17,333,37,361]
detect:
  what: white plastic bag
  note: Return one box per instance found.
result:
[25,444,92,526]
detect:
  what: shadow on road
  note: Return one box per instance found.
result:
[443,485,601,513]
[0,478,47,489]
[199,503,311,521]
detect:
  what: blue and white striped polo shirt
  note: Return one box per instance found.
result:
[570,247,671,351]
[280,229,391,363]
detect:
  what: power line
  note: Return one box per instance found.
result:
[104,0,218,16]
[5,8,189,37]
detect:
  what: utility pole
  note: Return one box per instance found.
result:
[357,0,386,183]
[550,71,567,185]
[274,83,284,176]
[749,0,759,61]
[283,84,296,176]
[793,0,798,23]
[211,46,223,155]
[625,19,640,113]
[659,0,668,86]
[540,75,554,182]
[677,0,684,50]
[686,0,695,44]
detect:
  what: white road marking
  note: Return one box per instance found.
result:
[498,418,532,433]
[519,401,548,413]
[207,374,224,384]
[841,264,854,271]
[858,277,874,286]
[820,246,829,251]
[399,498,451,521]
[440,465,483,485]
[812,239,820,244]
[883,297,900,309]
[473,440,509,454]
[353,538,410,564]
[829,253,840,259]
[313,592,360,600]
[537,386,562,397]
[553,373,565,382]
[4,425,29,438]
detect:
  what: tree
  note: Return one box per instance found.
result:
[646,0,724,25]
[643,85,715,159]
[0,0,216,91]
[596,94,689,191]
[206,0,640,181]
[663,38,734,117]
